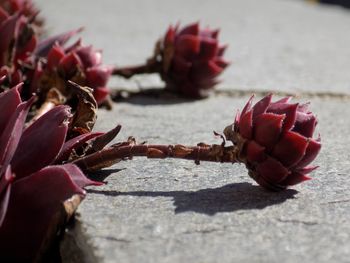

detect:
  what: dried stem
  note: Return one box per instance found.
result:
[31,101,56,122]
[112,59,160,79]
[30,88,65,124]
[72,143,241,172]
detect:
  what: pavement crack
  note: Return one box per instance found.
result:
[96,235,131,243]
[181,226,228,235]
[321,199,350,205]
[277,219,318,226]
[215,89,350,100]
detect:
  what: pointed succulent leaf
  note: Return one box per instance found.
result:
[256,157,289,183]
[0,83,21,136]
[0,13,19,65]
[55,132,104,163]
[293,112,317,138]
[177,22,199,37]
[267,103,298,131]
[11,105,71,178]
[245,141,266,163]
[279,172,311,186]
[75,45,102,68]
[294,138,322,168]
[272,131,309,167]
[0,96,34,174]
[254,113,284,149]
[86,66,113,87]
[35,27,83,57]
[252,93,272,119]
[239,110,253,139]
[0,166,14,227]
[0,164,89,261]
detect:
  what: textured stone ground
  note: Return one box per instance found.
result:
[62,96,350,263]
[35,0,350,262]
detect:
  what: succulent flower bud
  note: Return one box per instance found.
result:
[224,94,321,191]
[113,22,229,99]
[157,22,229,98]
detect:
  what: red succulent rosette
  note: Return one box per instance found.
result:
[0,8,37,88]
[30,35,112,106]
[113,22,229,99]
[1,0,38,17]
[0,0,43,29]
[225,94,322,191]
[159,22,229,98]
[0,82,121,261]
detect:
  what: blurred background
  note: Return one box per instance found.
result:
[34,0,350,96]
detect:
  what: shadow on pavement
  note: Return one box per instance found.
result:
[88,182,297,215]
[318,0,350,9]
[111,87,203,106]
[87,168,126,182]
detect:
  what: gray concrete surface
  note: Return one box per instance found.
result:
[33,0,350,262]
[62,96,350,263]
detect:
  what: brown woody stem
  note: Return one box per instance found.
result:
[72,143,240,172]
[112,60,160,79]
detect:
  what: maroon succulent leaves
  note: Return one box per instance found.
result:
[0,85,106,261]
[227,94,321,191]
[0,6,37,88]
[29,32,113,107]
[0,0,41,22]
[0,15,112,111]
[113,22,229,98]
[160,22,229,98]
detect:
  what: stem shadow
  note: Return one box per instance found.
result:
[111,88,203,106]
[87,182,297,215]
[87,168,125,182]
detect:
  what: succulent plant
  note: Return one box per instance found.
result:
[73,94,321,191]
[0,9,37,88]
[0,81,122,261]
[113,22,229,98]
[224,94,322,190]
[28,32,112,110]
[0,0,43,29]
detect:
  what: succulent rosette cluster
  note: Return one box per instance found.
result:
[158,22,229,98]
[225,94,322,191]
[0,80,124,261]
[0,0,43,34]
[0,0,40,19]
[113,22,229,98]
[0,5,37,87]
[29,35,112,106]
